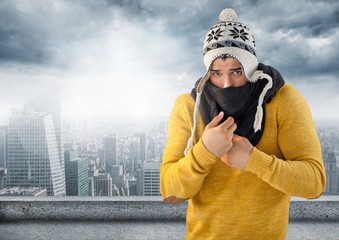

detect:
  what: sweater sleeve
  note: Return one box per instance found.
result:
[245,85,326,199]
[160,94,217,203]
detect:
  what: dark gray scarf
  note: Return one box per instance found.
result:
[191,63,285,146]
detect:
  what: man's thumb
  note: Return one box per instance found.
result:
[206,112,224,129]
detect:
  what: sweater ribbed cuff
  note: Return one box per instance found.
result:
[245,147,272,177]
[191,139,218,167]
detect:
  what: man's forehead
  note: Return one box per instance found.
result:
[211,58,241,69]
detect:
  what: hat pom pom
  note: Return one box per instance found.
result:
[219,8,237,22]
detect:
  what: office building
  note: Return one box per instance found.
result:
[136,166,143,196]
[324,152,339,194]
[0,168,5,190]
[139,132,147,162]
[24,92,64,175]
[143,161,161,196]
[94,173,112,196]
[6,109,66,196]
[88,165,99,196]
[129,139,140,173]
[110,165,123,185]
[65,150,89,196]
[104,134,118,171]
[0,126,7,169]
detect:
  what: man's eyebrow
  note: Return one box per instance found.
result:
[230,67,242,71]
[210,67,242,72]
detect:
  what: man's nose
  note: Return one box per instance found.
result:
[221,74,233,88]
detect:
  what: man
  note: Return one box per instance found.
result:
[160,8,326,239]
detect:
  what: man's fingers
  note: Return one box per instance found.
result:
[206,111,224,129]
[232,134,245,141]
[228,122,237,133]
[219,116,235,130]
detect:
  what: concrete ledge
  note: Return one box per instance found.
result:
[0,196,338,222]
[290,196,339,221]
[0,196,186,222]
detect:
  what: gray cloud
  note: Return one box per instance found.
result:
[0,0,338,120]
[233,0,339,81]
[0,1,116,67]
[0,3,49,64]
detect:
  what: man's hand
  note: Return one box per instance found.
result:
[202,112,237,158]
[221,134,254,170]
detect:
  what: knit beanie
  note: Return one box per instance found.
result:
[184,8,274,155]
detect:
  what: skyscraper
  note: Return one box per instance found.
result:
[139,132,147,162]
[143,161,161,196]
[110,164,123,185]
[0,126,8,169]
[6,109,66,196]
[65,150,89,196]
[324,151,339,194]
[136,166,143,196]
[129,137,140,173]
[24,92,65,179]
[104,134,118,171]
[0,168,5,190]
[88,165,99,196]
[94,173,112,196]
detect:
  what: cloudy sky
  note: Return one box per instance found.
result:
[0,0,338,123]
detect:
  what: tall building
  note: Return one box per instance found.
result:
[143,161,161,196]
[6,109,66,196]
[147,139,155,160]
[24,92,65,183]
[94,173,112,196]
[110,164,131,195]
[136,166,143,196]
[324,151,339,195]
[129,138,140,173]
[139,132,147,162]
[104,134,118,171]
[110,165,123,185]
[88,165,99,196]
[0,126,8,169]
[0,168,5,190]
[88,177,95,196]
[128,177,137,196]
[65,150,88,196]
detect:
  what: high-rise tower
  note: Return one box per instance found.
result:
[65,150,88,196]
[0,125,8,169]
[6,109,65,196]
[24,92,64,180]
[104,134,118,171]
[143,161,161,196]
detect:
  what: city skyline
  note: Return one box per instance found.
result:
[0,0,338,123]
[1,104,339,196]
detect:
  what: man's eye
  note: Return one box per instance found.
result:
[232,71,242,75]
[211,72,221,76]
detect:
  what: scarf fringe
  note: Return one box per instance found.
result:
[253,72,273,132]
[184,72,210,156]
[184,92,201,155]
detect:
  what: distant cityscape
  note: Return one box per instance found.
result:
[0,93,338,197]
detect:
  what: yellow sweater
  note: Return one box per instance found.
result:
[160,83,326,240]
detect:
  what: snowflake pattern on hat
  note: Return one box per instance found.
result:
[203,23,256,57]
[229,26,249,42]
[206,28,224,43]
